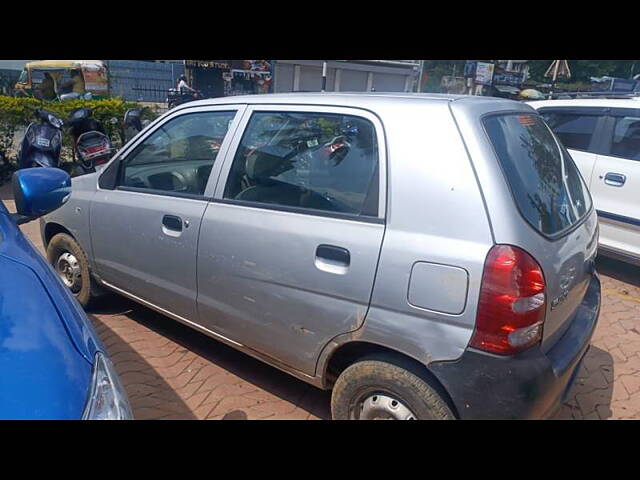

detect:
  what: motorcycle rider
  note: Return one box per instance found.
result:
[177,74,196,95]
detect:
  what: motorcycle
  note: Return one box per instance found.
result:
[17,109,64,169]
[67,107,114,175]
[167,88,202,109]
[123,107,145,143]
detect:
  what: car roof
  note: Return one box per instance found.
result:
[181,92,518,110]
[528,98,640,109]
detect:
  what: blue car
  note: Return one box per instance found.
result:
[0,168,132,419]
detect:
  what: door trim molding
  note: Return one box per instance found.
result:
[597,209,640,228]
[101,280,243,346]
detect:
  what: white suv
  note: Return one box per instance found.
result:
[530,97,640,265]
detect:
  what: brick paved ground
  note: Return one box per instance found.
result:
[3,181,640,419]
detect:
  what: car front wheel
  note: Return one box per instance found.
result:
[331,356,455,420]
[47,233,99,309]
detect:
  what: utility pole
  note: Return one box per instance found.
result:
[321,61,327,92]
[416,60,424,93]
[549,60,560,100]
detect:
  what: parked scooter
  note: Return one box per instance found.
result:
[123,107,144,143]
[17,109,64,169]
[167,88,202,109]
[67,107,114,175]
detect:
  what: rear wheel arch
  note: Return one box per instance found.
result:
[321,340,459,418]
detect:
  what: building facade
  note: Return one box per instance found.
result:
[272,60,420,93]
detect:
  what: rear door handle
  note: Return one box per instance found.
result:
[603,172,626,187]
[162,215,183,236]
[315,244,350,274]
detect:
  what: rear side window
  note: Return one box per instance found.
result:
[223,111,379,217]
[539,111,598,151]
[610,115,640,160]
[484,113,592,237]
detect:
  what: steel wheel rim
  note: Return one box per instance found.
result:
[56,252,82,293]
[356,393,417,420]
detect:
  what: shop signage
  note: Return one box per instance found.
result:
[475,62,495,86]
[493,67,525,87]
[185,60,231,69]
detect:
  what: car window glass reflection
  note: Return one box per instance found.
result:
[121,111,235,195]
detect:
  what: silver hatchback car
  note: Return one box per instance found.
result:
[41,93,601,419]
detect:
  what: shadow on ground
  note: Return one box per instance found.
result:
[597,255,640,289]
[89,294,332,420]
[88,309,198,420]
[553,346,615,420]
[0,181,13,201]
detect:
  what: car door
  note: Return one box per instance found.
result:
[90,105,244,321]
[589,107,640,259]
[196,105,387,375]
[538,107,607,186]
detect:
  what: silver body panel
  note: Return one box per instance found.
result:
[42,92,596,388]
[451,99,599,350]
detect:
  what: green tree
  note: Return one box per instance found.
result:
[527,60,639,83]
[420,60,467,92]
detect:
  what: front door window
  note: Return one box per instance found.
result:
[120,111,236,196]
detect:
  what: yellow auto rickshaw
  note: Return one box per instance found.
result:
[14,60,109,101]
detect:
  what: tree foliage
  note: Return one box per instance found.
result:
[526,60,639,83]
[420,60,640,92]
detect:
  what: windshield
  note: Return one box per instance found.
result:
[484,112,592,237]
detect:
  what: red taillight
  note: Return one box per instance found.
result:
[470,245,546,355]
[85,145,104,154]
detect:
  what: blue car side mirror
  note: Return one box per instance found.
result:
[12,168,71,225]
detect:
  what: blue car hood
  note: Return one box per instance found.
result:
[0,205,101,418]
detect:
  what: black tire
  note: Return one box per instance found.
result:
[331,356,455,420]
[47,233,100,309]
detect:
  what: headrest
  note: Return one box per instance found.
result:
[245,145,294,180]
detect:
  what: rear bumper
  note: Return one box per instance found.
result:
[429,274,601,419]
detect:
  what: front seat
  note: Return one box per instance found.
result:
[234,150,302,207]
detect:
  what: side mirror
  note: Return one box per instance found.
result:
[12,168,71,224]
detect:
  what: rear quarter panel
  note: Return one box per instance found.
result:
[451,99,599,350]
[331,100,495,367]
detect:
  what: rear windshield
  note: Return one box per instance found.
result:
[484,113,592,237]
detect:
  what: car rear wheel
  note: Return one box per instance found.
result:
[331,357,455,420]
[47,233,100,309]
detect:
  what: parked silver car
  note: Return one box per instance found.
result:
[41,93,601,419]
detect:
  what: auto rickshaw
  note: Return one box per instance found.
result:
[14,60,109,101]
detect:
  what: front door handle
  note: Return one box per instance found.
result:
[162,215,183,236]
[603,172,626,187]
[315,244,350,275]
